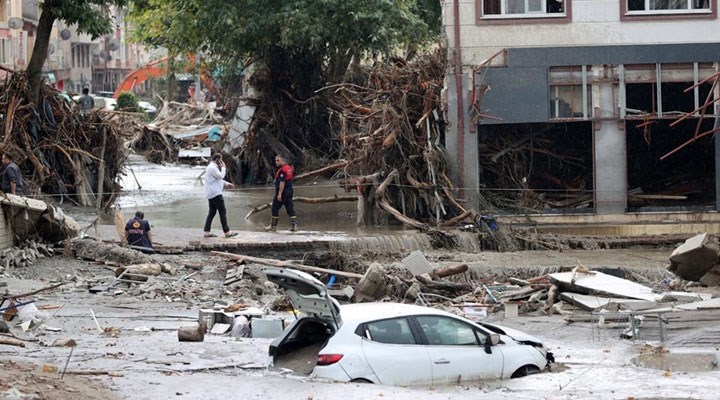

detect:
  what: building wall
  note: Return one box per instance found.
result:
[442,0,720,213]
[445,0,720,66]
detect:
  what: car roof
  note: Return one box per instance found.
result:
[338,302,455,324]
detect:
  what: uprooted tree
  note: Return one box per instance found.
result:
[128,1,484,229]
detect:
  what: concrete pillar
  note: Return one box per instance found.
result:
[445,72,479,204]
[593,66,627,214]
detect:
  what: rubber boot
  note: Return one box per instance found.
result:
[289,216,298,232]
[264,216,278,232]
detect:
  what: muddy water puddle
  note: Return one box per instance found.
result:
[79,156,409,235]
[632,353,720,372]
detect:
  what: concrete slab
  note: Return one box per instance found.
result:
[549,270,656,301]
[401,251,434,276]
[559,292,654,311]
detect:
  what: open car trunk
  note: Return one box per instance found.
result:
[270,317,335,375]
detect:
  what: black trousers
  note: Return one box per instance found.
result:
[204,195,230,232]
[271,187,295,217]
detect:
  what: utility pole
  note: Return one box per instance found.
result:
[194,50,202,103]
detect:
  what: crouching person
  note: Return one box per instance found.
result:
[125,211,153,254]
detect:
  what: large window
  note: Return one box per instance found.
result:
[482,0,566,17]
[626,0,711,14]
[549,66,592,120]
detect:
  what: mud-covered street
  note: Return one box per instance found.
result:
[2,243,720,400]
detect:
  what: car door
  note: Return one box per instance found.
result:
[414,315,505,385]
[360,317,433,385]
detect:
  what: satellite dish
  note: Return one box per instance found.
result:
[107,39,120,51]
[8,18,22,30]
[105,53,113,62]
[98,50,107,59]
[60,29,71,41]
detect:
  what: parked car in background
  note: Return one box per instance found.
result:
[265,268,554,386]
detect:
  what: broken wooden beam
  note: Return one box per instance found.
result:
[211,251,363,279]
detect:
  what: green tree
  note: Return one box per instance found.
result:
[128,0,440,83]
[27,0,128,103]
[116,91,138,111]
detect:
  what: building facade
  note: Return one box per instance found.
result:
[0,1,148,94]
[444,0,720,215]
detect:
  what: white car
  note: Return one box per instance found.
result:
[266,268,554,386]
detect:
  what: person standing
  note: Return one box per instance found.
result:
[1,153,24,195]
[124,211,153,253]
[204,153,238,238]
[266,154,297,232]
[77,88,94,111]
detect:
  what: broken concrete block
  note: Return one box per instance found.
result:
[178,323,206,342]
[668,233,719,282]
[699,263,720,286]
[401,251,434,276]
[328,286,354,301]
[355,262,386,302]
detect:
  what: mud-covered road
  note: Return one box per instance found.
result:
[2,246,719,400]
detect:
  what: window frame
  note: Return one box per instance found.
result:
[359,317,419,345]
[620,0,717,20]
[414,315,489,346]
[477,0,572,25]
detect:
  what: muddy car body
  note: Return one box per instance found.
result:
[266,268,553,386]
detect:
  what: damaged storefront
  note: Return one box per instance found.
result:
[471,44,720,216]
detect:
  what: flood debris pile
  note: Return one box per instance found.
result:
[0,72,126,208]
[240,47,479,230]
[129,101,226,164]
[476,123,594,213]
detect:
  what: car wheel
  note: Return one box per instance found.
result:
[350,378,373,384]
[511,365,541,378]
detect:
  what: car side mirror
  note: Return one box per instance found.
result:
[489,333,500,346]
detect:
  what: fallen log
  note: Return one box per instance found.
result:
[294,160,348,181]
[416,274,473,292]
[0,337,25,347]
[211,251,363,279]
[430,263,468,280]
[244,196,357,220]
[115,263,163,282]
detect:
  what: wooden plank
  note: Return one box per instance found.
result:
[212,251,363,279]
[549,270,656,301]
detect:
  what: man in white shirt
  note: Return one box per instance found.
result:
[203,153,238,238]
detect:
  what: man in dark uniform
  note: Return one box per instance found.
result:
[77,88,94,111]
[125,211,153,253]
[1,153,24,195]
[265,155,297,232]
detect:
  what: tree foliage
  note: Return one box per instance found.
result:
[28,0,128,103]
[128,0,441,82]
